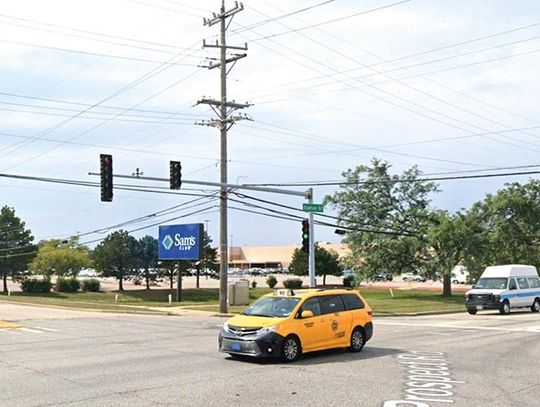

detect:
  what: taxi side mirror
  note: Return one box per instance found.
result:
[301,310,314,319]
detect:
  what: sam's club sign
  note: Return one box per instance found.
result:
[158,223,204,260]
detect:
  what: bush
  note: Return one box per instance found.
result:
[81,278,101,292]
[343,275,356,288]
[266,274,278,288]
[283,278,303,289]
[56,277,80,293]
[21,278,52,293]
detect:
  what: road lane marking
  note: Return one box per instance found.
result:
[0,320,23,329]
[34,327,59,332]
[19,328,44,334]
[377,321,540,333]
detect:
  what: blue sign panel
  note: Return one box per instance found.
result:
[158,223,204,260]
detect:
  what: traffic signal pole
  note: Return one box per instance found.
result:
[307,188,316,288]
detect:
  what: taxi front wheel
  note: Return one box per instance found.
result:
[281,335,301,363]
[349,327,365,352]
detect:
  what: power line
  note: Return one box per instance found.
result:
[243,169,540,187]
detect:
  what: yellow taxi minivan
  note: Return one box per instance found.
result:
[218,288,373,362]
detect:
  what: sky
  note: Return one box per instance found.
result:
[1,0,540,249]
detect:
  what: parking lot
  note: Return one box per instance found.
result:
[0,303,538,406]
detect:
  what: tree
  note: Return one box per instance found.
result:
[29,237,90,278]
[425,211,472,297]
[92,230,138,291]
[324,158,438,280]
[197,232,218,287]
[136,235,158,290]
[0,206,35,294]
[461,180,540,281]
[289,244,341,286]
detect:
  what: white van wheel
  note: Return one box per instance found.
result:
[531,299,540,313]
[499,301,510,315]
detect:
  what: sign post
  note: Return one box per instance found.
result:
[158,223,204,302]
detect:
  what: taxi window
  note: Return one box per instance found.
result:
[300,297,321,317]
[343,294,365,310]
[320,295,345,314]
[517,278,530,289]
[527,277,540,289]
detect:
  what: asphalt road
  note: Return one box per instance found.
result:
[0,303,539,406]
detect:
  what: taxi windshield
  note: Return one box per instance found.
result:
[241,297,300,318]
[474,278,508,290]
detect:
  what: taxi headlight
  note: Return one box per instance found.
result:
[257,325,279,337]
[223,322,231,333]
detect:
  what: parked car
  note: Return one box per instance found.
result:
[374,273,393,282]
[402,273,426,282]
[342,269,355,278]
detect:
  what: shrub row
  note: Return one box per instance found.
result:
[21,279,52,293]
[20,278,100,293]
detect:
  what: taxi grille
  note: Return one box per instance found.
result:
[228,325,261,337]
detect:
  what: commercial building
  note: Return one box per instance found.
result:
[228,242,350,269]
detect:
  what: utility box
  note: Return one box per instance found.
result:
[228,279,250,306]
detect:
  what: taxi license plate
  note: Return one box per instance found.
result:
[476,305,483,310]
[231,343,241,351]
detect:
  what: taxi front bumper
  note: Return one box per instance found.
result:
[218,329,285,358]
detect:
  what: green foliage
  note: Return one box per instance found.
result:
[0,206,35,293]
[343,275,356,288]
[266,274,278,288]
[81,278,101,292]
[56,277,81,293]
[92,230,138,291]
[324,159,438,279]
[136,235,159,289]
[283,278,303,289]
[461,180,540,280]
[289,245,341,285]
[29,237,90,277]
[21,278,52,293]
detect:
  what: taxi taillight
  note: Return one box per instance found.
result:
[367,310,373,316]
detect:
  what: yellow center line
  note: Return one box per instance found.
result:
[0,320,24,329]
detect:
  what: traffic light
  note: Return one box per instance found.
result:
[170,161,182,189]
[100,154,113,202]
[301,219,309,254]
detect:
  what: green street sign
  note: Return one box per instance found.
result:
[303,203,324,213]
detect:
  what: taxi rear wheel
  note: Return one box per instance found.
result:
[467,308,477,315]
[281,335,301,362]
[349,327,365,352]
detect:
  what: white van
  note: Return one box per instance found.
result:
[451,265,469,284]
[465,264,540,315]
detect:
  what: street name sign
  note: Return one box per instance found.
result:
[303,203,324,213]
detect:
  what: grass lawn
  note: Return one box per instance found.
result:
[0,285,465,315]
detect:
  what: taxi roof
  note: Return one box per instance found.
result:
[267,288,358,299]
